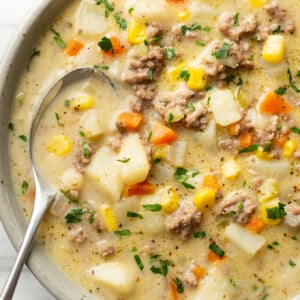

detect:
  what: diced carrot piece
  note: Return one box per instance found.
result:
[169,280,179,300]
[192,265,207,280]
[245,214,265,233]
[101,37,126,56]
[202,174,220,190]
[259,91,292,114]
[207,251,227,264]
[117,112,143,131]
[151,122,177,145]
[64,39,84,56]
[168,0,185,3]
[274,130,290,147]
[239,131,254,148]
[229,122,240,136]
[123,181,155,197]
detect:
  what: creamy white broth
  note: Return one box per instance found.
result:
[8,0,300,299]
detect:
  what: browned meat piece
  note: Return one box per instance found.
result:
[218,12,258,41]
[216,190,257,223]
[106,135,122,152]
[68,226,88,244]
[96,240,115,257]
[218,138,238,152]
[284,203,300,227]
[130,95,144,112]
[264,1,295,34]
[154,89,209,130]
[132,83,156,101]
[142,241,156,254]
[74,137,94,173]
[183,260,203,288]
[249,169,264,191]
[165,200,202,240]
[146,22,164,40]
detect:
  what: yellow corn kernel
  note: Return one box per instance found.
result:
[221,158,241,180]
[260,199,283,225]
[127,19,147,45]
[100,205,118,232]
[71,95,94,111]
[248,0,268,8]
[167,63,188,82]
[187,67,207,91]
[283,139,297,158]
[160,188,179,213]
[258,179,279,203]
[255,146,274,160]
[152,145,167,162]
[262,35,286,64]
[177,10,190,21]
[193,189,216,211]
[47,135,72,156]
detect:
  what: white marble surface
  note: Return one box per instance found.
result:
[0,0,56,298]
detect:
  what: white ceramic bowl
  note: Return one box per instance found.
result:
[0,1,94,299]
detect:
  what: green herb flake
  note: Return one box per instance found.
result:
[147,69,154,81]
[193,231,206,239]
[144,39,150,51]
[230,278,237,288]
[179,69,190,81]
[209,243,225,258]
[134,254,144,270]
[296,70,300,77]
[167,113,174,126]
[114,13,127,30]
[89,213,95,224]
[272,25,281,34]
[60,189,78,203]
[64,100,70,107]
[236,76,243,86]
[150,260,169,276]
[142,204,162,212]
[65,208,84,223]
[117,157,130,163]
[196,41,206,47]
[173,277,184,293]
[94,65,109,70]
[127,211,144,219]
[164,48,176,60]
[114,229,131,236]
[233,12,240,26]
[291,236,297,240]
[292,126,300,134]
[98,36,114,53]
[174,167,195,190]
[274,87,287,95]
[8,122,14,130]
[21,180,29,195]
[128,7,134,13]
[19,135,27,142]
[225,74,235,84]
[238,144,259,154]
[267,241,280,250]
[181,23,202,36]
[95,0,114,17]
[79,131,85,137]
[212,42,232,59]
[289,259,296,268]
[263,142,272,152]
[191,170,200,177]
[288,68,300,93]
[186,102,196,112]
[55,112,61,126]
[50,28,66,49]
[27,48,40,72]
[266,202,286,220]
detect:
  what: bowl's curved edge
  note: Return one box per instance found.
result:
[0,1,94,299]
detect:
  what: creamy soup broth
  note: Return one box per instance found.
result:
[8,0,300,299]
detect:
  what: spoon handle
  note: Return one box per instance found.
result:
[0,186,56,300]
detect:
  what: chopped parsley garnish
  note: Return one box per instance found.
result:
[18,135,27,142]
[150,259,170,276]
[27,48,40,71]
[21,180,29,195]
[274,87,287,95]
[236,76,243,86]
[212,42,232,59]
[65,208,84,223]
[272,25,281,34]
[206,85,213,91]
[291,126,300,134]
[186,102,196,112]
[238,143,259,154]
[8,122,14,130]
[174,167,195,189]
[114,229,131,236]
[229,278,237,288]
[196,41,206,47]
[266,203,286,219]
[179,69,190,81]
[181,23,211,36]
[191,170,200,177]
[89,213,95,224]
[55,112,61,126]
[117,157,130,163]
[289,259,296,268]
[291,236,298,240]
[263,142,272,152]
[209,243,225,257]
[267,241,280,250]
[164,48,176,60]
[288,68,300,93]
[82,142,90,158]
[144,39,150,51]
[134,254,144,270]
[127,211,144,219]
[79,131,85,137]
[95,0,114,17]
[297,70,300,77]
[50,28,66,49]
[225,74,235,84]
[173,277,184,293]
[167,113,174,126]
[60,189,78,203]
[114,13,127,30]
[233,12,240,26]
[142,204,162,212]
[147,69,154,81]
[98,36,114,53]
[94,65,109,70]
[128,7,134,13]
[64,100,70,107]
[193,231,206,239]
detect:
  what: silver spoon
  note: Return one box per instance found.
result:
[0,67,115,300]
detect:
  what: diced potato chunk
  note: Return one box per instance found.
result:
[118,134,150,185]
[258,179,279,203]
[87,262,136,294]
[76,2,108,37]
[209,89,241,126]
[164,140,187,167]
[47,135,72,156]
[86,147,124,202]
[225,223,266,257]
[80,109,106,138]
[221,158,241,179]
[59,167,83,191]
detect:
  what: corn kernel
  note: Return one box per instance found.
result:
[248,0,268,8]
[177,10,190,21]
[258,179,279,203]
[283,139,297,158]
[260,199,283,225]
[193,189,216,211]
[262,35,286,64]
[187,67,207,91]
[100,205,118,232]
[255,146,274,160]
[167,63,188,82]
[47,135,72,156]
[160,187,179,213]
[127,19,146,45]
[221,158,241,180]
[71,95,94,111]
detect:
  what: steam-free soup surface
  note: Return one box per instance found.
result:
[8,0,300,299]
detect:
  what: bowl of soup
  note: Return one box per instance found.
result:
[2,0,300,299]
